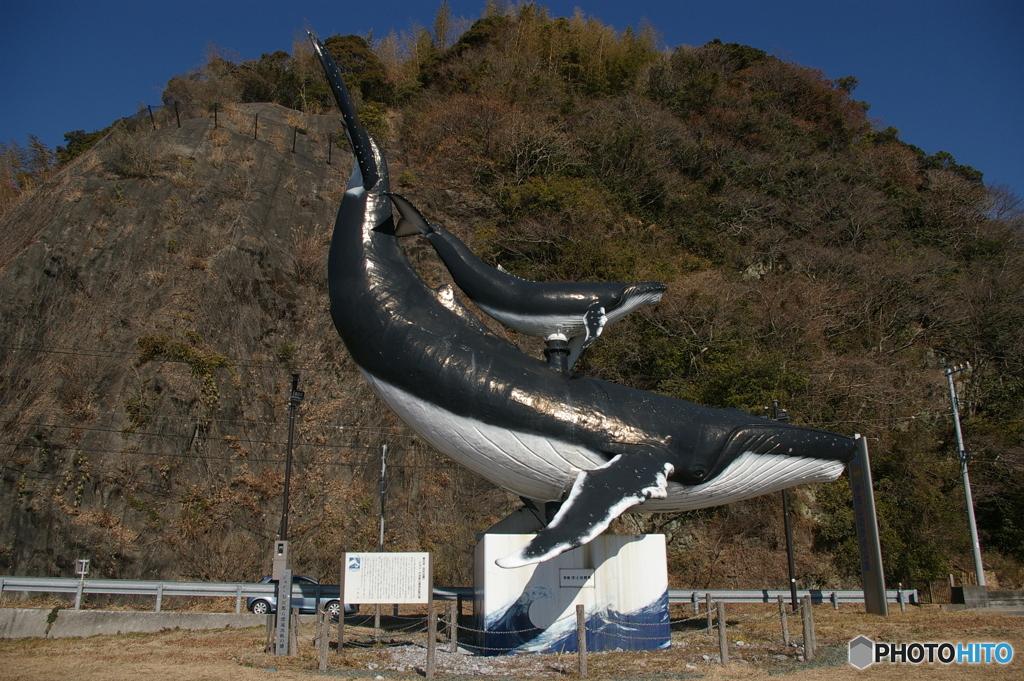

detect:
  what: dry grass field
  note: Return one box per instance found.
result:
[1,604,1021,680]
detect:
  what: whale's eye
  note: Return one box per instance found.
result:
[682,466,707,484]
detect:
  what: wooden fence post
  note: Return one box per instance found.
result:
[265,613,274,653]
[318,609,329,671]
[801,595,815,660]
[426,601,437,679]
[717,601,728,665]
[705,593,713,630]
[290,607,299,656]
[778,595,789,645]
[448,600,458,653]
[576,604,587,678]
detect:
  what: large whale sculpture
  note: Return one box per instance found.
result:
[386,192,667,370]
[309,34,855,568]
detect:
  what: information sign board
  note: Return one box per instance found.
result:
[341,552,431,604]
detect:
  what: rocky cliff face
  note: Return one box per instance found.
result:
[0,103,515,585]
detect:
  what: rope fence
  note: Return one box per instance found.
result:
[299,595,822,677]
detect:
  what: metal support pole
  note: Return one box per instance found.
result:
[850,435,888,615]
[292,127,297,153]
[543,336,570,372]
[379,445,387,552]
[768,401,800,612]
[337,554,346,656]
[74,559,89,611]
[946,364,985,587]
[782,489,798,611]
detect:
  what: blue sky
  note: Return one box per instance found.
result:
[3,1,1021,196]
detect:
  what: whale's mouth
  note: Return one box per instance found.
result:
[644,451,845,512]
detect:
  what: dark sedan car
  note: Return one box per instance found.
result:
[246,575,358,617]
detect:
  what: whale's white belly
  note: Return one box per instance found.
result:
[363,373,846,508]
[364,373,599,500]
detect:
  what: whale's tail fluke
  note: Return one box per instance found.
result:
[386,192,436,237]
[308,32,380,190]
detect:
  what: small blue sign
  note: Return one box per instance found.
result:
[347,556,361,570]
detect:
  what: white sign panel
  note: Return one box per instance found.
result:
[559,568,595,588]
[342,552,431,604]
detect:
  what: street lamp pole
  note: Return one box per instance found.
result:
[945,363,985,587]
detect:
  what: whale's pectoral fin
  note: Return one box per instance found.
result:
[384,192,433,237]
[496,452,673,568]
[565,304,607,369]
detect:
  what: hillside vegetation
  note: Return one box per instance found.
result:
[2,3,1022,594]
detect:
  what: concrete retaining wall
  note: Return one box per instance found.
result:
[0,608,266,639]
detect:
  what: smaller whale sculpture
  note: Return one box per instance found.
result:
[388,192,666,369]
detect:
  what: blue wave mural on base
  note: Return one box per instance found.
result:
[480,590,670,655]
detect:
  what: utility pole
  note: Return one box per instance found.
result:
[945,363,985,587]
[279,374,304,542]
[766,400,800,611]
[273,374,303,656]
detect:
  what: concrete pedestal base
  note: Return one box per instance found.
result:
[473,534,669,655]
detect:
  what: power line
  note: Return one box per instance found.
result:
[0,439,461,470]
[0,418,422,448]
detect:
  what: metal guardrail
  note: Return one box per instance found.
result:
[0,577,915,614]
[0,576,473,613]
[668,588,918,606]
